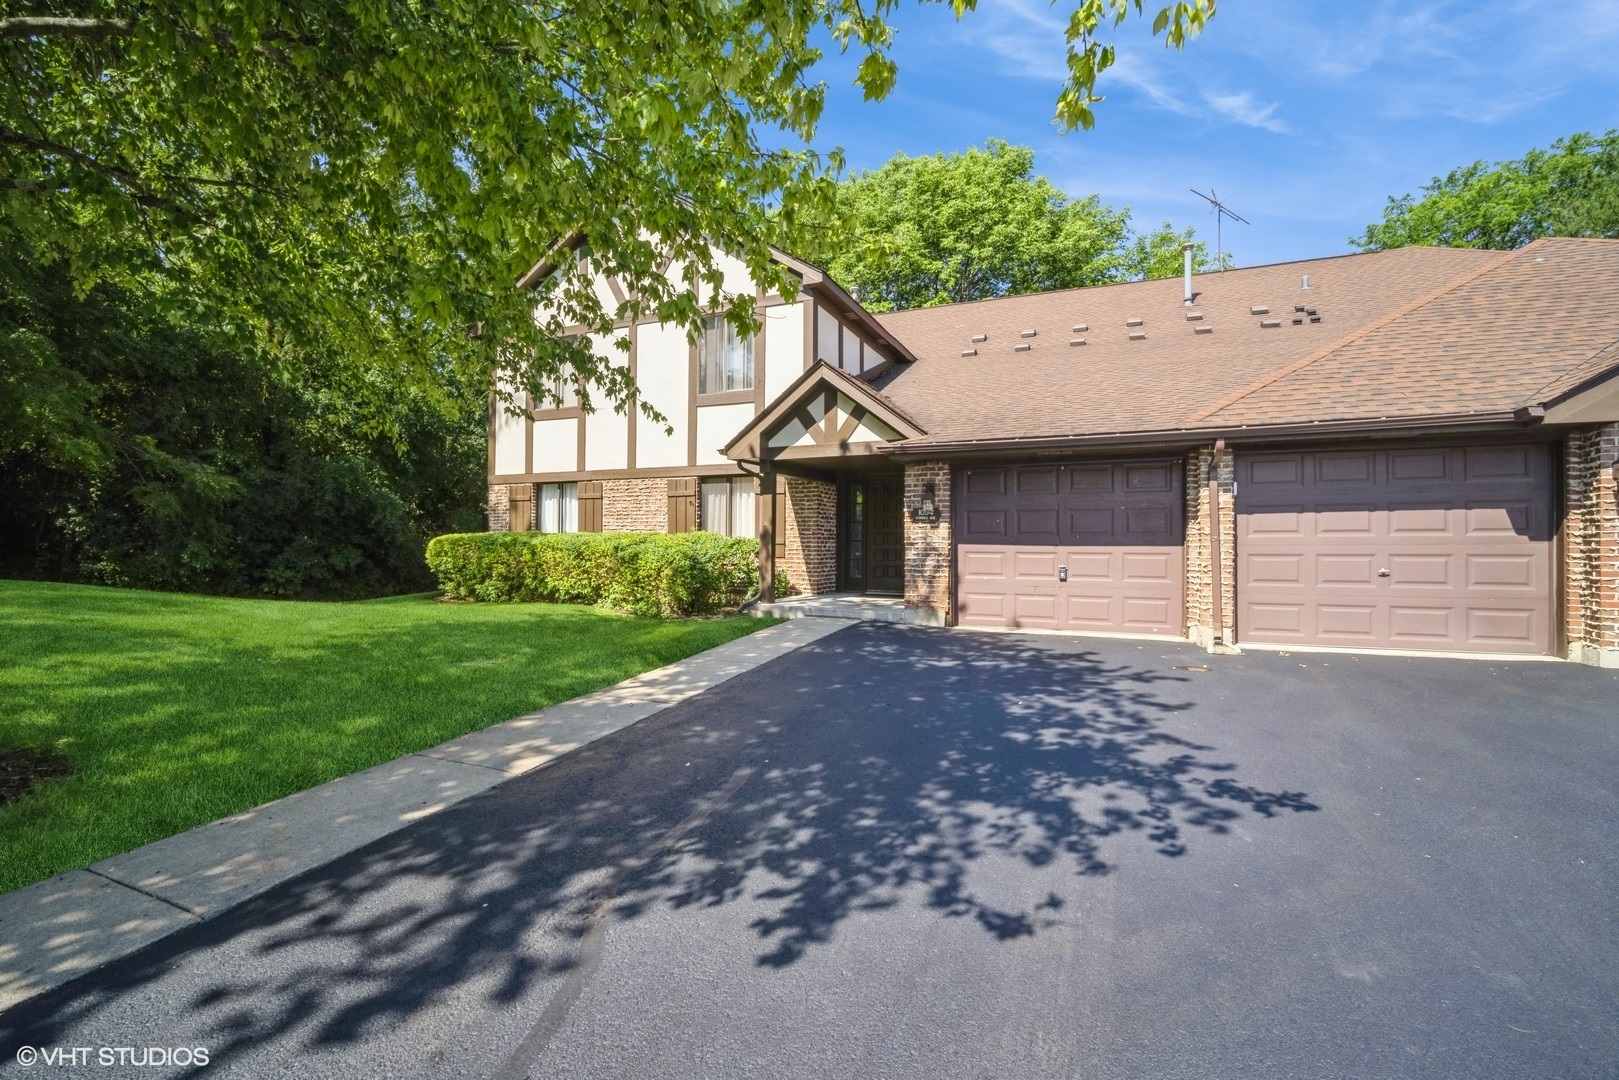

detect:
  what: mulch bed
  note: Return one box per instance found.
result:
[0,747,71,805]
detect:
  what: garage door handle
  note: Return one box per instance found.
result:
[1378,567,1390,577]
[1058,565,1068,582]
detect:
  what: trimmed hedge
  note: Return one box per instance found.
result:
[425,531,773,617]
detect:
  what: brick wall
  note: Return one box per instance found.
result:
[603,477,668,532]
[903,462,952,625]
[486,483,511,532]
[782,476,837,596]
[1183,447,1235,648]
[1565,423,1619,667]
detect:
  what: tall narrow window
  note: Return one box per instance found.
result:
[698,315,753,395]
[699,477,756,537]
[538,482,578,533]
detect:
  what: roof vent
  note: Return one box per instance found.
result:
[1185,312,1204,321]
[1013,342,1032,353]
[1309,315,1321,323]
[960,348,978,357]
[1019,328,1037,338]
[1294,305,1305,313]
[1260,319,1281,329]
[1128,331,1147,341]
[1194,325,1214,335]
[1126,317,1144,327]
[1250,305,1270,315]
[1068,337,1087,347]
[971,333,988,343]
[1291,317,1304,325]
[1301,274,1311,290]
[1071,323,1088,333]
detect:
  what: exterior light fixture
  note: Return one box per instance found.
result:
[910,482,941,524]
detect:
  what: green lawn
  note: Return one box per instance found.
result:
[0,581,773,895]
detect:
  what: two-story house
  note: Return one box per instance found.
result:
[488,237,1619,667]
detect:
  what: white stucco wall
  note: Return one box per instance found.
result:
[696,403,756,465]
[532,417,577,474]
[765,301,805,402]
[635,321,690,468]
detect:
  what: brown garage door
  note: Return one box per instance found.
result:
[955,460,1184,634]
[1235,443,1553,655]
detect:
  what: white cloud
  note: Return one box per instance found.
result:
[1201,90,1290,134]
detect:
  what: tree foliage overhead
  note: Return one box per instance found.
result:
[811,140,1211,312]
[0,0,1215,417]
[1352,130,1619,252]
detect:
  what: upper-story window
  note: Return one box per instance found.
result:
[540,367,578,410]
[698,315,753,395]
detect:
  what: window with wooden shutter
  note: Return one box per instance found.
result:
[667,477,697,533]
[578,481,603,532]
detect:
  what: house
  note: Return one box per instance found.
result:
[487,237,1619,666]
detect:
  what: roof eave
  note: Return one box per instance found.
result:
[877,410,1542,458]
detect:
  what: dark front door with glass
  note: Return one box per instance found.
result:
[840,473,904,594]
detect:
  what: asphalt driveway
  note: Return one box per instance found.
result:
[3,623,1616,1078]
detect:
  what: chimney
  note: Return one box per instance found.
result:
[1182,242,1195,305]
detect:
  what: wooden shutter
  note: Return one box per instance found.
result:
[667,477,697,533]
[507,484,534,532]
[771,485,788,559]
[578,481,603,532]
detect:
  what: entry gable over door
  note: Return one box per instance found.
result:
[723,360,925,465]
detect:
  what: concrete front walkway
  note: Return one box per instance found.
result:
[0,617,852,1013]
[755,592,943,626]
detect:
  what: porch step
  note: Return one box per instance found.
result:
[752,592,945,627]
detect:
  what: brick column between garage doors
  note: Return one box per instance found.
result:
[1564,422,1619,667]
[1183,446,1236,649]
[904,462,952,624]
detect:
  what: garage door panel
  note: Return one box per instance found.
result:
[1467,609,1539,647]
[1013,550,1059,579]
[1015,508,1059,538]
[1465,445,1535,481]
[1248,554,1305,585]
[961,549,1009,577]
[1066,551,1115,581]
[955,460,1184,636]
[1317,452,1376,484]
[1067,508,1115,536]
[1386,554,1451,586]
[1387,505,1455,536]
[1317,605,1377,639]
[962,510,1007,538]
[1465,554,1537,588]
[1236,445,1551,655]
[1388,450,1450,482]
[1316,554,1378,587]
[1121,552,1174,582]
[1244,506,1305,536]
[1247,603,1305,635]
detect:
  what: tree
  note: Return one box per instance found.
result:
[0,0,1216,423]
[1352,130,1619,252]
[814,141,1211,312]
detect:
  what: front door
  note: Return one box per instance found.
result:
[840,472,905,594]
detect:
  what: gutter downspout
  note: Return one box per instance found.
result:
[1209,439,1226,647]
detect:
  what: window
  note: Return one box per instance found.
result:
[538,482,578,533]
[541,368,578,410]
[698,315,753,395]
[700,477,756,537]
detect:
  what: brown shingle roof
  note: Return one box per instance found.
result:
[869,238,1619,448]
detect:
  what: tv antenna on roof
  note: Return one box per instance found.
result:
[1190,188,1248,271]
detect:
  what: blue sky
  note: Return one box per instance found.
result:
[804,0,1619,268]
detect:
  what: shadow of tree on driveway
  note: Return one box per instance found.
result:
[3,624,1319,1072]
